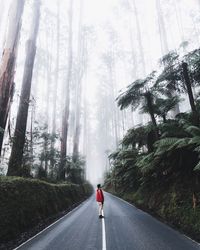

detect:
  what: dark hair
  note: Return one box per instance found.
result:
[97,184,101,188]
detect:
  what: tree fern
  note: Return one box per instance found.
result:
[193,161,200,171]
[154,137,179,156]
[186,125,200,137]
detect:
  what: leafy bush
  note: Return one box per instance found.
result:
[0,177,93,243]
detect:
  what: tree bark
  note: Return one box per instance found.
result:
[72,0,84,162]
[156,0,169,55]
[52,0,60,136]
[145,92,159,138]
[7,1,41,176]
[182,62,199,125]
[59,0,73,180]
[51,0,60,169]
[182,62,196,113]
[132,0,146,75]
[0,0,25,156]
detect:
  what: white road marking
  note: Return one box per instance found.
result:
[14,199,89,250]
[102,209,107,250]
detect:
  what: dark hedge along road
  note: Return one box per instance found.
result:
[15,193,200,250]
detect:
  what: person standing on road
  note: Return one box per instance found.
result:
[96,184,104,218]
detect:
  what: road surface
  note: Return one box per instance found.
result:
[15,192,200,250]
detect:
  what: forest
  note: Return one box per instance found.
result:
[0,0,200,247]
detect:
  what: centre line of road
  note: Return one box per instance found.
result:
[102,210,106,250]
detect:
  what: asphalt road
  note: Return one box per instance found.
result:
[15,192,200,250]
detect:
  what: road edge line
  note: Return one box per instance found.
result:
[14,197,91,250]
[107,192,200,246]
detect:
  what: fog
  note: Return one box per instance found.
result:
[0,0,199,184]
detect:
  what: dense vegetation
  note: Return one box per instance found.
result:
[104,49,200,241]
[0,177,93,244]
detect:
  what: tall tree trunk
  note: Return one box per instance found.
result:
[109,54,119,148]
[129,0,146,124]
[182,62,196,113]
[72,107,81,161]
[51,0,60,169]
[0,0,25,156]
[59,0,73,180]
[156,0,169,55]
[173,0,185,42]
[162,114,167,123]
[72,0,84,162]
[132,0,146,75]
[145,92,159,138]
[43,24,53,174]
[52,0,60,136]
[60,80,70,179]
[182,62,198,125]
[7,0,41,176]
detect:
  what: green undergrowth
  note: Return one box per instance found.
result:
[107,181,200,242]
[0,176,93,243]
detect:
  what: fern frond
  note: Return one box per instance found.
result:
[193,161,200,171]
[186,126,200,137]
[154,137,178,156]
[189,136,200,146]
[170,138,190,150]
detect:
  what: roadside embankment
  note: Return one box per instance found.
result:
[0,176,93,244]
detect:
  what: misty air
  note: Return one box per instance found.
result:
[0,0,200,249]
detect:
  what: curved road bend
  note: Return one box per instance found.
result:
[15,193,200,250]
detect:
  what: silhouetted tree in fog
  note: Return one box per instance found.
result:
[60,0,73,180]
[0,0,25,156]
[7,0,41,176]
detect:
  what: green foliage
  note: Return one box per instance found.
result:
[66,155,86,184]
[105,147,140,193]
[159,119,189,138]
[122,126,148,148]
[105,45,200,244]
[105,117,200,194]
[184,48,200,84]
[0,176,93,243]
[0,126,4,134]
[116,71,156,111]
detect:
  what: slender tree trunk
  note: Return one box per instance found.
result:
[156,0,169,55]
[60,81,70,179]
[51,0,60,169]
[182,62,198,125]
[182,62,196,113]
[43,24,53,173]
[72,109,81,161]
[110,60,119,147]
[0,0,25,156]
[145,93,159,138]
[162,114,167,123]
[132,0,146,75]
[29,103,35,169]
[60,0,73,180]
[173,0,185,42]
[7,1,41,176]
[72,0,84,162]
[52,0,60,136]
[128,5,138,80]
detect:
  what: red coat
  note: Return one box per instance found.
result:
[96,188,104,202]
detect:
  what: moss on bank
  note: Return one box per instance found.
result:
[0,177,93,243]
